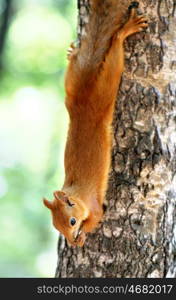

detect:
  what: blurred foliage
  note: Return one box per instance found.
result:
[0,0,77,277]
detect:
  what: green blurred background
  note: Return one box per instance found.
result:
[0,0,77,277]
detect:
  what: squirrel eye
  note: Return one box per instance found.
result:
[70,217,76,226]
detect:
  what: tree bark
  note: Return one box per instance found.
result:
[55,0,176,278]
[0,0,13,71]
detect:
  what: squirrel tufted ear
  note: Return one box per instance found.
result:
[43,198,54,210]
[53,191,68,203]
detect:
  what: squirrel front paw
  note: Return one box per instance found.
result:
[67,41,79,60]
[75,231,86,247]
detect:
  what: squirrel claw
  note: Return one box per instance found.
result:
[128,1,139,10]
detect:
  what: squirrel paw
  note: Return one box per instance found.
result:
[67,42,75,60]
[67,41,79,60]
[75,231,86,247]
[120,5,148,39]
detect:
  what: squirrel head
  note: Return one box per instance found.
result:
[43,191,89,247]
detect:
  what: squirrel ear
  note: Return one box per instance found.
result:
[43,198,54,210]
[53,191,68,203]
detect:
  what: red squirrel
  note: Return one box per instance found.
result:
[43,1,148,247]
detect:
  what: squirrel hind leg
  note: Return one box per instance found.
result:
[119,5,148,40]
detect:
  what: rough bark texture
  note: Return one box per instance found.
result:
[55,0,176,278]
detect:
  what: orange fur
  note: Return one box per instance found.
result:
[44,1,148,247]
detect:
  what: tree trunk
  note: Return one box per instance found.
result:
[0,0,13,71]
[55,0,176,278]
